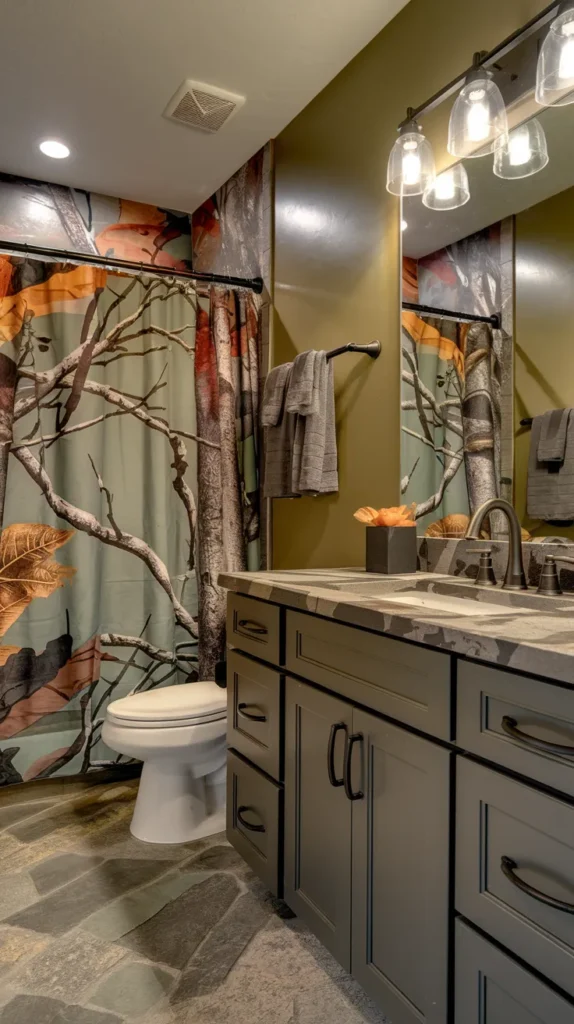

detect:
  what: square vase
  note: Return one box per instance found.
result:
[366,526,418,575]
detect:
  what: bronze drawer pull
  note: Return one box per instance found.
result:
[238,703,267,723]
[344,732,364,801]
[237,806,266,833]
[501,856,574,914]
[327,722,347,787]
[238,618,268,636]
[501,716,574,757]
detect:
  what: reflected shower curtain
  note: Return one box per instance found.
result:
[401,311,500,534]
[0,256,259,785]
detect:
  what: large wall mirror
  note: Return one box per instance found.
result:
[401,12,574,546]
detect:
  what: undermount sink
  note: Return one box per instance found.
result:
[373,590,525,618]
[316,578,536,617]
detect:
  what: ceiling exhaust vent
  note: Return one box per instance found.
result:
[164,80,245,134]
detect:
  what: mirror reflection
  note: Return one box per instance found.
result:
[401,68,574,545]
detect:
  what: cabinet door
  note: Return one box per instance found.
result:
[284,677,353,970]
[455,919,574,1024]
[351,709,450,1024]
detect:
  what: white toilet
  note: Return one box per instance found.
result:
[102,681,227,844]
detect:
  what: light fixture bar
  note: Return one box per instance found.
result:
[398,1,560,129]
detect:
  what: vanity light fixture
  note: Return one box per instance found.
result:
[401,219,408,231]
[447,53,508,158]
[422,164,470,211]
[493,118,549,178]
[39,140,70,159]
[386,109,436,197]
[536,2,574,106]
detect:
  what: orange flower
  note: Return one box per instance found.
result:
[353,504,416,527]
[353,506,379,524]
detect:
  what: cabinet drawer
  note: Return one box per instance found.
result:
[285,610,451,739]
[227,750,281,897]
[457,757,574,999]
[227,651,282,781]
[455,919,574,1024]
[458,660,574,798]
[227,592,282,664]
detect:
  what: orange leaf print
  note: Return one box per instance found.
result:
[0,265,107,344]
[402,310,464,377]
[0,524,75,638]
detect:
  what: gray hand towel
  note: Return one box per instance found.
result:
[527,411,574,521]
[262,350,338,498]
[537,408,571,463]
[288,352,338,495]
[262,363,299,498]
[261,363,292,427]
[285,350,319,416]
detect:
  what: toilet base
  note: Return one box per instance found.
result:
[130,759,226,845]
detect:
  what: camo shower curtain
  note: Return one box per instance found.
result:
[0,256,259,785]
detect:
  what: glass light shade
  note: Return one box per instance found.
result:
[386,124,436,197]
[493,118,549,179]
[422,164,470,210]
[536,5,574,107]
[448,71,508,158]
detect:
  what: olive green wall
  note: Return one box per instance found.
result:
[272,0,546,570]
[515,185,574,540]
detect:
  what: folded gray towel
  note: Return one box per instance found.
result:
[261,364,292,427]
[286,350,318,416]
[538,408,570,463]
[527,411,574,521]
[262,350,338,498]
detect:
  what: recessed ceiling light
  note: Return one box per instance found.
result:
[39,140,70,159]
[401,219,408,231]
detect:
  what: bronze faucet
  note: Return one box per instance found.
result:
[465,498,528,591]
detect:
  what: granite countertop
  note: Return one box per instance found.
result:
[219,568,574,685]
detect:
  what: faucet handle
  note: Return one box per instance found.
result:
[537,554,574,596]
[467,548,498,587]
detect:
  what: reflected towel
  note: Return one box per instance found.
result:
[537,408,571,463]
[527,411,574,521]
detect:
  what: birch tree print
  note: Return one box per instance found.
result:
[401,312,500,529]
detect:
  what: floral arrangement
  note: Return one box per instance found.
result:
[353,504,416,527]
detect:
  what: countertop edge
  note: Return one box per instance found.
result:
[219,572,574,687]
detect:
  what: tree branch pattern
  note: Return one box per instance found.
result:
[0,257,260,785]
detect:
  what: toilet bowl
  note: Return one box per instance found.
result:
[102,681,227,844]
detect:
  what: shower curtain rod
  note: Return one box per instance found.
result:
[402,301,501,330]
[0,239,264,294]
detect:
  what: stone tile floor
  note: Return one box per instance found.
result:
[0,777,389,1023]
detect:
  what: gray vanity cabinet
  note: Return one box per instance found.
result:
[455,919,574,1024]
[284,677,353,969]
[284,676,450,1022]
[351,709,450,1024]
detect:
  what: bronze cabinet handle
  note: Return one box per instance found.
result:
[501,856,574,914]
[237,619,268,636]
[237,703,267,723]
[327,722,347,787]
[237,806,266,833]
[344,732,364,801]
[501,716,574,757]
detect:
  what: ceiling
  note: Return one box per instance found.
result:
[0,0,409,214]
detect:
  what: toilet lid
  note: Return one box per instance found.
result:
[107,681,227,726]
